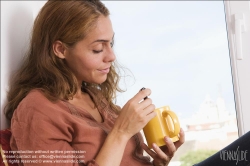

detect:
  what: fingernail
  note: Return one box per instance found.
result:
[180,128,183,133]
[164,136,169,142]
[140,87,148,100]
[152,143,157,148]
[140,87,146,91]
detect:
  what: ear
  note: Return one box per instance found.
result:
[53,40,67,59]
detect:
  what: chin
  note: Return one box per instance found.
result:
[94,76,108,85]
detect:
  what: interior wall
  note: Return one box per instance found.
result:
[1,1,34,129]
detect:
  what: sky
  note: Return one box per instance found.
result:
[31,1,236,121]
[102,1,236,120]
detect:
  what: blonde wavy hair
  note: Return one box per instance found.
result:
[5,0,124,121]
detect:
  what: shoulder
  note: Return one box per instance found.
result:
[18,89,58,109]
[11,90,76,145]
[13,89,69,122]
[24,89,50,102]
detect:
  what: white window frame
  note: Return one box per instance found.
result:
[224,1,250,136]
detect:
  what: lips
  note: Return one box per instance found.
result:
[98,67,110,74]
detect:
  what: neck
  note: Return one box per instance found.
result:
[73,81,86,99]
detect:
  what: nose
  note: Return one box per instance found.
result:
[104,46,116,62]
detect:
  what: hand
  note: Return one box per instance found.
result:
[112,88,156,140]
[142,128,185,166]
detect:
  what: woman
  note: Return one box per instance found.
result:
[5,0,184,165]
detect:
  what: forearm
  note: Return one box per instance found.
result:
[94,129,129,166]
[94,88,155,166]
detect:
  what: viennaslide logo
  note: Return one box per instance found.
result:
[220,146,248,165]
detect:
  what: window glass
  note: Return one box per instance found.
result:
[103,1,238,165]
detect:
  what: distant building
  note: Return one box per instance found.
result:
[186,94,236,131]
[171,94,238,162]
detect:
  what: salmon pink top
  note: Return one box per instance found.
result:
[10,88,152,166]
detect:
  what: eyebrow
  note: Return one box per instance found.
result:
[91,33,115,44]
[92,39,110,43]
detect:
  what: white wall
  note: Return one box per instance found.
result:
[1,1,46,129]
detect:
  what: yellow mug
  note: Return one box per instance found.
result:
[143,106,180,149]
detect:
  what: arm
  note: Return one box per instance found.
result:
[94,129,129,166]
[94,88,156,166]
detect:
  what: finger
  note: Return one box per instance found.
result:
[140,103,155,116]
[163,136,176,158]
[152,143,170,160]
[139,88,151,101]
[144,112,156,126]
[137,98,153,111]
[138,97,152,106]
[141,143,157,158]
[140,87,148,100]
[174,128,185,149]
[132,88,151,103]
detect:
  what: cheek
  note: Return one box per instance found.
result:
[82,55,102,69]
[76,57,100,74]
[65,50,101,74]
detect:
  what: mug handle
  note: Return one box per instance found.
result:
[162,110,180,137]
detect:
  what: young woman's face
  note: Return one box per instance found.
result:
[64,16,115,84]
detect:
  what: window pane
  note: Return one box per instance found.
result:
[103,1,238,165]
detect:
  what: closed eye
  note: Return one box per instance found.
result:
[92,34,114,53]
[93,50,103,54]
